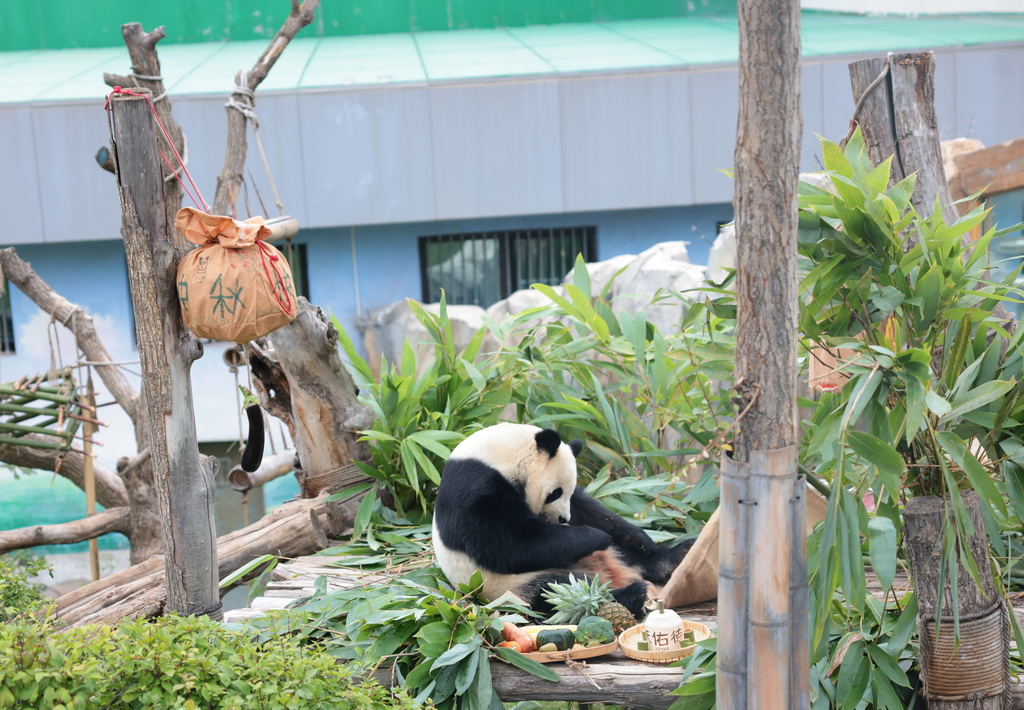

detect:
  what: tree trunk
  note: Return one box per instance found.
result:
[102,23,189,253]
[260,299,374,497]
[904,492,1007,708]
[109,89,219,617]
[725,0,804,707]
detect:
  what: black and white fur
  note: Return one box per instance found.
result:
[431,423,691,619]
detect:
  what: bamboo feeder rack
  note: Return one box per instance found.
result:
[0,367,97,468]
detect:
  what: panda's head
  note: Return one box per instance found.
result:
[449,423,584,524]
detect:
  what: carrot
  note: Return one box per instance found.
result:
[497,641,522,653]
[501,622,535,653]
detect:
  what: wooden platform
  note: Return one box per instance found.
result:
[222,555,1024,709]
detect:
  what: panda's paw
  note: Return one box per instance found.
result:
[612,580,651,620]
[578,525,613,552]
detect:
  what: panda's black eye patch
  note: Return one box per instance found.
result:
[544,488,563,504]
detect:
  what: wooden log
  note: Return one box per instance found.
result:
[904,492,1006,708]
[54,492,361,627]
[954,136,1024,198]
[109,89,219,618]
[372,657,682,709]
[227,450,296,491]
[0,507,129,553]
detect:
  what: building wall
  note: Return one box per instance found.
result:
[301,201,733,347]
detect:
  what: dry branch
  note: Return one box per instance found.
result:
[212,0,321,215]
[0,438,126,508]
[0,507,129,553]
[0,249,139,420]
[227,449,295,492]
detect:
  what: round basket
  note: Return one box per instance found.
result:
[618,621,712,664]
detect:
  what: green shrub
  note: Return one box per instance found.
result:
[0,613,424,709]
[0,553,51,621]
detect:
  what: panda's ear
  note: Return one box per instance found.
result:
[569,439,583,458]
[535,429,562,458]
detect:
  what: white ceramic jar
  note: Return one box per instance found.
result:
[643,598,684,651]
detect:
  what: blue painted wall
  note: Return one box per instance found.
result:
[301,202,733,351]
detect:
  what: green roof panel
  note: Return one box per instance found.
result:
[3,12,1024,104]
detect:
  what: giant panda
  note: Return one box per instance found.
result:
[431,422,691,619]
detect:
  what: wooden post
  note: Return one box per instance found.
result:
[108,89,220,618]
[904,492,1007,708]
[850,53,960,232]
[727,0,804,707]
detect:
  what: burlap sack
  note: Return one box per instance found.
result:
[658,486,829,607]
[175,208,297,343]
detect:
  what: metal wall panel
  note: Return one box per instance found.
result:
[297,87,436,226]
[688,66,738,205]
[31,103,120,242]
[950,46,1024,146]
[0,107,44,244]
[174,94,308,220]
[559,72,694,212]
[430,80,563,220]
[800,61,827,174]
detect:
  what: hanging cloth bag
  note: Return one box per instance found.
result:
[175,207,297,343]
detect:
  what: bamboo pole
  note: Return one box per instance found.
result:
[718,455,750,708]
[84,379,99,582]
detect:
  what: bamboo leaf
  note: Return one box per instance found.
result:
[1004,462,1024,521]
[432,639,481,671]
[871,673,905,710]
[219,554,278,589]
[945,379,1016,422]
[351,489,378,539]
[925,389,951,417]
[936,431,1007,518]
[491,647,560,682]
[867,517,897,592]
[886,593,918,657]
[842,369,882,429]
[866,641,911,688]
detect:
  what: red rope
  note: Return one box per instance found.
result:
[104,86,210,213]
[256,241,294,315]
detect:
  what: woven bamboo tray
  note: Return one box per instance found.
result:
[618,620,713,664]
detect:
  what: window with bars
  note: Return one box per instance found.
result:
[419,227,597,307]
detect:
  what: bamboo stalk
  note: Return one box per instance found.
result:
[718,455,750,708]
[747,447,796,709]
[84,380,99,582]
[0,386,76,405]
[790,471,809,709]
[0,402,62,417]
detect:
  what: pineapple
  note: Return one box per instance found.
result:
[541,574,638,634]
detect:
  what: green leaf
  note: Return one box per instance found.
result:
[1004,462,1024,522]
[866,642,911,688]
[871,672,905,710]
[915,264,942,329]
[887,594,918,657]
[847,431,905,484]
[218,554,277,590]
[350,489,378,540]
[867,517,897,592]
[432,640,480,671]
[944,379,1016,422]
[842,369,882,429]
[491,647,560,682]
[925,389,951,417]
[935,431,1007,518]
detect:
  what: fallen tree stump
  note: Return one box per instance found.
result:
[55,490,366,627]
